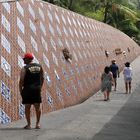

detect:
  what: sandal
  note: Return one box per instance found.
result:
[35,125,41,129]
[23,125,31,129]
[107,98,110,101]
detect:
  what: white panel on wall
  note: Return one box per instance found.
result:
[17,35,26,52]
[54,70,60,81]
[31,36,38,52]
[79,30,83,38]
[40,2,44,7]
[46,92,53,107]
[43,54,50,68]
[1,34,11,54]
[67,16,71,25]
[78,51,83,60]
[56,86,63,102]
[17,17,25,34]
[55,12,60,24]
[72,18,76,27]
[69,27,74,37]
[65,39,70,49]
[70,39,75,47]
[64,86,71,96]
[2,2,10,14]
[63,26,68,37]
[62,68,69,80]
[49,23,55,36]
[40,21,46,36]
[19,103,25,119]
[1,56,11,77]
[52,52,58,66]
[61,14,66,25]
[16,2,24,17]
[56,25,61,36]
[74,28,78,38]
[48,10,53,22]
[73,51,78,62]
[76,41,80,49]
[39,7,45,21]
[0,109,11,124]
[2,14,10,32]
[58,38,63,47]
[29,4,35,19]
[41,36,48,52]
[50,38,56,51]
[44,72,52,86]
[29,19,36,34]
[18,55,24,68]
[48,5,52,10]
[1,81,11,102]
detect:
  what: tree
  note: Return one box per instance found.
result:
[137,0,140,9]
[44,0,54,4]
[43,0,74,10]
[68,0,74,10]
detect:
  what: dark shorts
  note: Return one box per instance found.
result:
[113,73,117,79]
[21,88,42,104]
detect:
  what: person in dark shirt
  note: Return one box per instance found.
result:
[110,59,119,91]
[19,53,44,129]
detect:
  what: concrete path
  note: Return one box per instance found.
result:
[0,56,140,140]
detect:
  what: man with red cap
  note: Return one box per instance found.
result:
[19,53,44,129]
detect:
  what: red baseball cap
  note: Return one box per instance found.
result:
[23,53,34,60]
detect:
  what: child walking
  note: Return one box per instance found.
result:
[101,66,114,101]
[123,62,132,94]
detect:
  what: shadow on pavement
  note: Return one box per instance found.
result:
[92,86,140,140]
[0,127,24,131]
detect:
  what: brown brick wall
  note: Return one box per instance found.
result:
[0,0,140,124]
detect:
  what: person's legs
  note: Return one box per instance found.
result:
[107,91,110,100]
[34,103,41,128]
[129,81,131,93]
[114,78,117,91]
[103,89,107,101]
[125,82,128,94]
[25,104,32,128]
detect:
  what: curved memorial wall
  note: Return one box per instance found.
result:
[0,0,140,124]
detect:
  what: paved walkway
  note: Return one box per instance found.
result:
[0,56,140,140]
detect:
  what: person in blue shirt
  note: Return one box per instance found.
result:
[110,59,119,91]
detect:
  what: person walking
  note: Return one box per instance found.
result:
[123,62,132,94]
[110,59,119,91]
[101,66,114,101]
[19,53,44,129]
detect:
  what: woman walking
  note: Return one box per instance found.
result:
[101,66,114,101]
[123,62,132,94]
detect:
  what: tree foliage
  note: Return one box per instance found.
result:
[43,0,140,45]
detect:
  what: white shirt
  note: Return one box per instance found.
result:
[123,67,132,79]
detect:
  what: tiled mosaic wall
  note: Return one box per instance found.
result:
[0,0,140,124]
